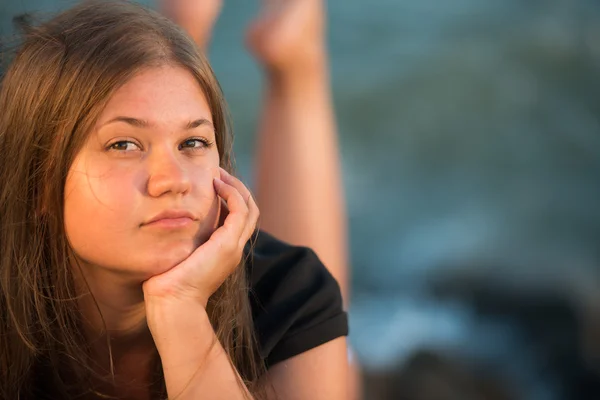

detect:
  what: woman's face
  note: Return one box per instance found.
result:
[64,66,221,279]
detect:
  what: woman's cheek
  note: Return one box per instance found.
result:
[193,163,220,196]
[91,167,141,212]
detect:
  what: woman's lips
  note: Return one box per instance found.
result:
[142,209,197,229]
[143,217,195,229]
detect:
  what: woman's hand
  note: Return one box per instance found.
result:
[142,168,259,308]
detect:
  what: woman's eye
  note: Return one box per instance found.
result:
[179,138,211,150]
[108,141,140,151]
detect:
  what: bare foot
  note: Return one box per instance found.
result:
[246,0,327,77]
[160,0,223,50]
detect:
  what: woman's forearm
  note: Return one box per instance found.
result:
[254,58,349,303]
[145,299,251,399]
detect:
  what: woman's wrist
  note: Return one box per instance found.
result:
[144,295,210,350]
[145,299,214,394]
[143,295,223,367]
[144,297,250,399]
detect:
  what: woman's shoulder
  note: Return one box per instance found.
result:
[244,230,348,368]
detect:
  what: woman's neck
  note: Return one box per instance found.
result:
[77,274,149,337]
[73,261,159,398]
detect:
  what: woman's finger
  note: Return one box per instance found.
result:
[213,177,248,243]
[218,169,260,244]
[219,168,254,205]
[241,194,260,244]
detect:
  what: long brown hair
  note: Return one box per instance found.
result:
[0,1,264,398]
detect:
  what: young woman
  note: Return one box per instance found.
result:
[0,1,348,399]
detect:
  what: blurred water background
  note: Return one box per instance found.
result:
[2,1,600,399]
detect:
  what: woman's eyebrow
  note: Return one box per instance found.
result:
[101,117,214,130]
[185,118,214,130]
[104,116,149,128]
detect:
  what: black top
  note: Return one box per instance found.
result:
[246,230,348,368]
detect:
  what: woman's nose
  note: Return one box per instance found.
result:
[146,150,192,198]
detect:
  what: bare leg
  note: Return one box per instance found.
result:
[247,3,360,398]
[246,0,349,305]
[159,0,222,50]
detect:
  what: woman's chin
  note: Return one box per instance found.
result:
[118,225,216,279]
[142,242,198,276]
